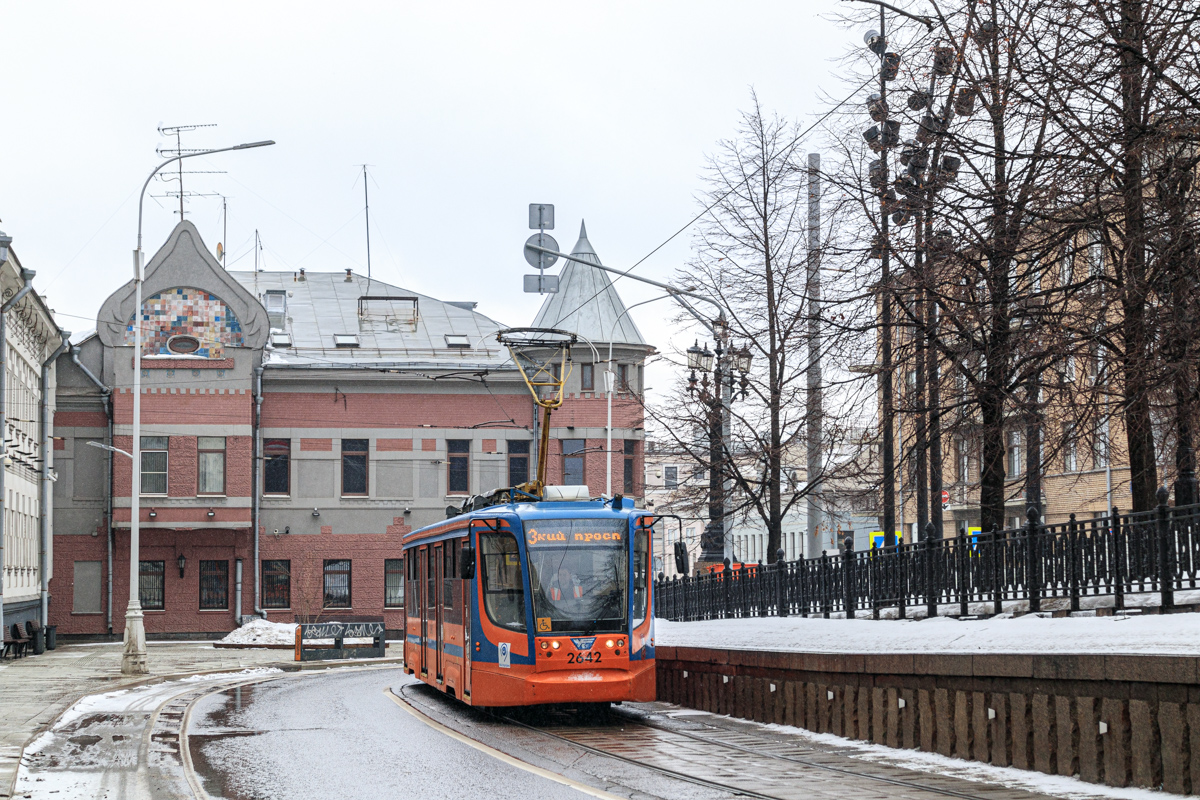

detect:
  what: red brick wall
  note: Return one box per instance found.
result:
[111,435,252,499]
[377,438,414,451]
[51,516,414,636]
[262,391,529,429]
[112,388,253,425]
[54,411,108,428]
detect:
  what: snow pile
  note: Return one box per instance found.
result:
[656,611,1200,656]
[218,619,297,646]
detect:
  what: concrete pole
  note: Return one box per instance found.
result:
[806,153,824,558]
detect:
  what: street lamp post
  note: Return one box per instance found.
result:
[123,139,273,675]
[687,332,752,564]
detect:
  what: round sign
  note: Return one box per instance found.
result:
[524,233,559,269]
[941,489,950,509]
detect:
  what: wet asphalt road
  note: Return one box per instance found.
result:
[186,667,596,800]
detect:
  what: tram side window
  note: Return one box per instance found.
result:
[479,531,526,632]
[427,548,437,609]
[443,538,457,620]
[633,527,650,629]
[406,555,418,617]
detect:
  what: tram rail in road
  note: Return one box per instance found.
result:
[394,683,1059,800]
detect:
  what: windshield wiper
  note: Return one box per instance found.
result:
[581,595,620,635]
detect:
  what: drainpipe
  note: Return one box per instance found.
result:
[0,263,36,641]
[39,331,71,632]
[71,345,113,633]
[252,364,265,619]
[234,558,243,625]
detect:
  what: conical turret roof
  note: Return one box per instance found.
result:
[530,221,647,347]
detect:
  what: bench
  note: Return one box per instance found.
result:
[4,623,31,658]
[294,618,386,662]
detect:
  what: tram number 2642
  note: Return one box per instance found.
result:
[567,651,602,664]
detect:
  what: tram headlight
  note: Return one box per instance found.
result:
[551,641,560,649]
[618,639,625,648]
[541,641,549,649]
[605,639,615,648]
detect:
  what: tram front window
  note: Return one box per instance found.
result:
[527,518,629,634]
[480,530,526,631]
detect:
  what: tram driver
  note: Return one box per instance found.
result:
[548,564,584,603]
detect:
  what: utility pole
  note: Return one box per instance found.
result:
[806,153,824,556]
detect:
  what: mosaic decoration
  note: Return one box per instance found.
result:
[124,287,244,358]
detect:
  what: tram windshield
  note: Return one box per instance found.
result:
[526,518,629,634]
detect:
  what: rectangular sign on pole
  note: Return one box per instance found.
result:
[528,203,555,231]
[524,274,559,294]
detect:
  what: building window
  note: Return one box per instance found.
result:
[1060,244,1073,285]
[199,560,229,610]
[1094,423,1108,468]
[262,560,291,609]
[265,291,287,315]
[1088,229,1104,277]
[264,439,290,495]
[956,439,969,483]
[664,465,679,488]
[1007,431,1021,476]
[617,364,630,391]
[141,436,168,495]
[447,439,470,494]
[198,436,226,495]
[385,558,405,608]
[581,363,594,391]
[139,560,165,610]
[508,440,529,487]
[1063,424,1078,472]
[323,559,352,608]
[562,439,585,485]
[342,439,369,496]
[623,440,636,495]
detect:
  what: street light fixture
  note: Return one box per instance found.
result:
[122,138,275,676]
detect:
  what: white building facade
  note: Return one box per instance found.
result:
[0,238,68,640]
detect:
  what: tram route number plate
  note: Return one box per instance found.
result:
[498,642,511,669]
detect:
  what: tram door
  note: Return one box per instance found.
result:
[462,536,472,699]
[419,547,429,677]
[434,542,445,682]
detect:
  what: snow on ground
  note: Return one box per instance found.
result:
[217,618,297,645]
[656,608,1200,656]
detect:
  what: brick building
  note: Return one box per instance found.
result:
[49,219,649,637]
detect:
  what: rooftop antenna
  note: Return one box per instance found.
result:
[356,164,374,291]
[156,123,223,217]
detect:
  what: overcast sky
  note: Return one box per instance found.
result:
[1,1,860,403]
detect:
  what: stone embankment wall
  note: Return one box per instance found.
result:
[655,645,1200,794]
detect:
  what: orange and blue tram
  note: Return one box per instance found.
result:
[402,495,656,707]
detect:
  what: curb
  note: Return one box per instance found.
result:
[2,654,406,799]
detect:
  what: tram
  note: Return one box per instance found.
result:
[401,327,655,707]
[401,488,656,707]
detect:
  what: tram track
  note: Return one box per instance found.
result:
[396,683,1041,800]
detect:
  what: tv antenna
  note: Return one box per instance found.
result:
[156,123,221,216]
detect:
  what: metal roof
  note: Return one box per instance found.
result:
[530,221,647,347]
[227,270,513,370]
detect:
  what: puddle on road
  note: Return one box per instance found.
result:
[187,684,268,800]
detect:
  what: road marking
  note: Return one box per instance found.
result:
[385,688,625,800]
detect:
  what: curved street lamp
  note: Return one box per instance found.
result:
[123,138,274,676]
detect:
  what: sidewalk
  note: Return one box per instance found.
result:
[0,640,401,797]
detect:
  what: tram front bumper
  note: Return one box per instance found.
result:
[471,660,656,706]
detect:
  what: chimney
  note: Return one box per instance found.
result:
[344,268,353,282]
[298,267,306,282]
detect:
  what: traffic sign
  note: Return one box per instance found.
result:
[529,203,555,230]
[941,489,950,510]
[524,232,559,270]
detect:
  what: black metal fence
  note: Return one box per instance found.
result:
[655,489,1200,621]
